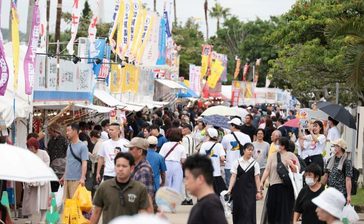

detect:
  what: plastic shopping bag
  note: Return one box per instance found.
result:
[61,199,90,224]
[220,190,232,218]
[342,204,359,223]
[73,185,92,212]
[288,166,303,199]
[55,186,64,208]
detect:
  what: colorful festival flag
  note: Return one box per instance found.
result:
[253,58,261,84]
[89,39,106,77]
[66,0,85,55]
[156,15,167,65]
[122,64,139,93]
[242,62,250,81]
[233,57,241,80]
[200,44,212,78]
[109,0,121,47]
[126,0,142,58]
[88,0,99,58]
[11,1,20,90]
[207,59,224,89]
[24,1,40,95]
[139,12,159,65]
[129,7,146,62]
[0,1,9,96]
[110,64,122,93]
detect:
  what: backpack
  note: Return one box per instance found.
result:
[276,153,292,186]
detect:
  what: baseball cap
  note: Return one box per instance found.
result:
[147,136,158,145]
[228,117,243,126]
[125,137,149,150]
[207,128,218,138]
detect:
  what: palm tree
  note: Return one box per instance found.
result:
[174,0,177,25]
[204,0,209,40]
[209,2,230,31]
[327,18,364,102]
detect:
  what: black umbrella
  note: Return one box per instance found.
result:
[317,102,356,130]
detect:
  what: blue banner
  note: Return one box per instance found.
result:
[164,11,171,38]
[156,17,167,65]
[89,38,106,78]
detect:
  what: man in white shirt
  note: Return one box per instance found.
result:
[182,123,194,156]
[100,119,110,140]
[221,118,251,184]
[96,123,129,182]
[326,117,340,158]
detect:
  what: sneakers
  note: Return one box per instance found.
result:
[181,199,193,205]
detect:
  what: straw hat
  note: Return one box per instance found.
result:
[331,138,348,151]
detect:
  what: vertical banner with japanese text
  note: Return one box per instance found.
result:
[11,1,20,90]
[110,64,122,93]
[66,0,85,55]
[24,1,40,95]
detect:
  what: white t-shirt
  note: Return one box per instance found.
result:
[297,139,312,159]
[327,126,340,142]
[101,131,109,140]
[304,134,326,156]
[221,131,251,169]
[199,141,225,177]
[98,138,130,176]
[159,142,187,162]
[231,157,260,176]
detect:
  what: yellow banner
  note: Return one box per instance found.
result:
[110,64,122,93]
[116,0,125,57]
[245,82,254,98]
[200,55,209,78]
[233,58,241,79]
[136,12,155,64]
[122,64,139,93]
[207,60,224,89]
[127,0,142,58]
[11,6,20,90]
[130,7,146,61]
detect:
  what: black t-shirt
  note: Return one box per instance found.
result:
[116,178,130,191]
[187,193,227,224]
[294,185,325,224]
[241,124,256,141]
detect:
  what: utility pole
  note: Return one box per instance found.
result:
[55,0,63,41]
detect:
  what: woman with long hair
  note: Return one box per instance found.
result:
[264,117,276,144]
[260,137,300,224]
[299,120,326,171]
[227,143,262,224]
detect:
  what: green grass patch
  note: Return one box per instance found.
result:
[352,188,364,206]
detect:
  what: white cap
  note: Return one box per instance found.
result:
[207,128,218,138]
[147,136,158,145]
[228,117,243,126]
[312,187,346,219]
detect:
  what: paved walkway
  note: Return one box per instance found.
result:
[12,198,364,223]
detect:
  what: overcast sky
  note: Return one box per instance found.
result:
[1,0,296,40]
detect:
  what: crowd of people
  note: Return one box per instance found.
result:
[0,102,359,224]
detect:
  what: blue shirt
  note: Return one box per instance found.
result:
[157,134,167,150]
[65,141,89,180]
[146,148,167,191]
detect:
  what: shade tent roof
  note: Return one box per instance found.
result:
[94,89,145,111]
[33,102,114,113]
[155,79,187,90]
[177,82,199,98]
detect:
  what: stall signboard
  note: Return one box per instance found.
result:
[33,56,93,102]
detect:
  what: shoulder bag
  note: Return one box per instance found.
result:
[276,153,291,186]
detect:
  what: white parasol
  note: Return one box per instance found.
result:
[0,144,58,182]
[201,106,249,120]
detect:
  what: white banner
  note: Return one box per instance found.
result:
[141,14,160,65]
[46,57,58,91]
[66,0,85,55]
[189,64,201,94]
[76,62,93,91]
[59,60,76,91]
[34,55,46,90]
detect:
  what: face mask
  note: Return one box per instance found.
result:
[305,177,315,186]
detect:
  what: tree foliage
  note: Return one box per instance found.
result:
[172,18,205,79]
[209,2,230,31]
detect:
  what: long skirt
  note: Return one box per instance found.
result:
[267,184,294,224]
[165,161,183,194]
[213,176,227,195]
